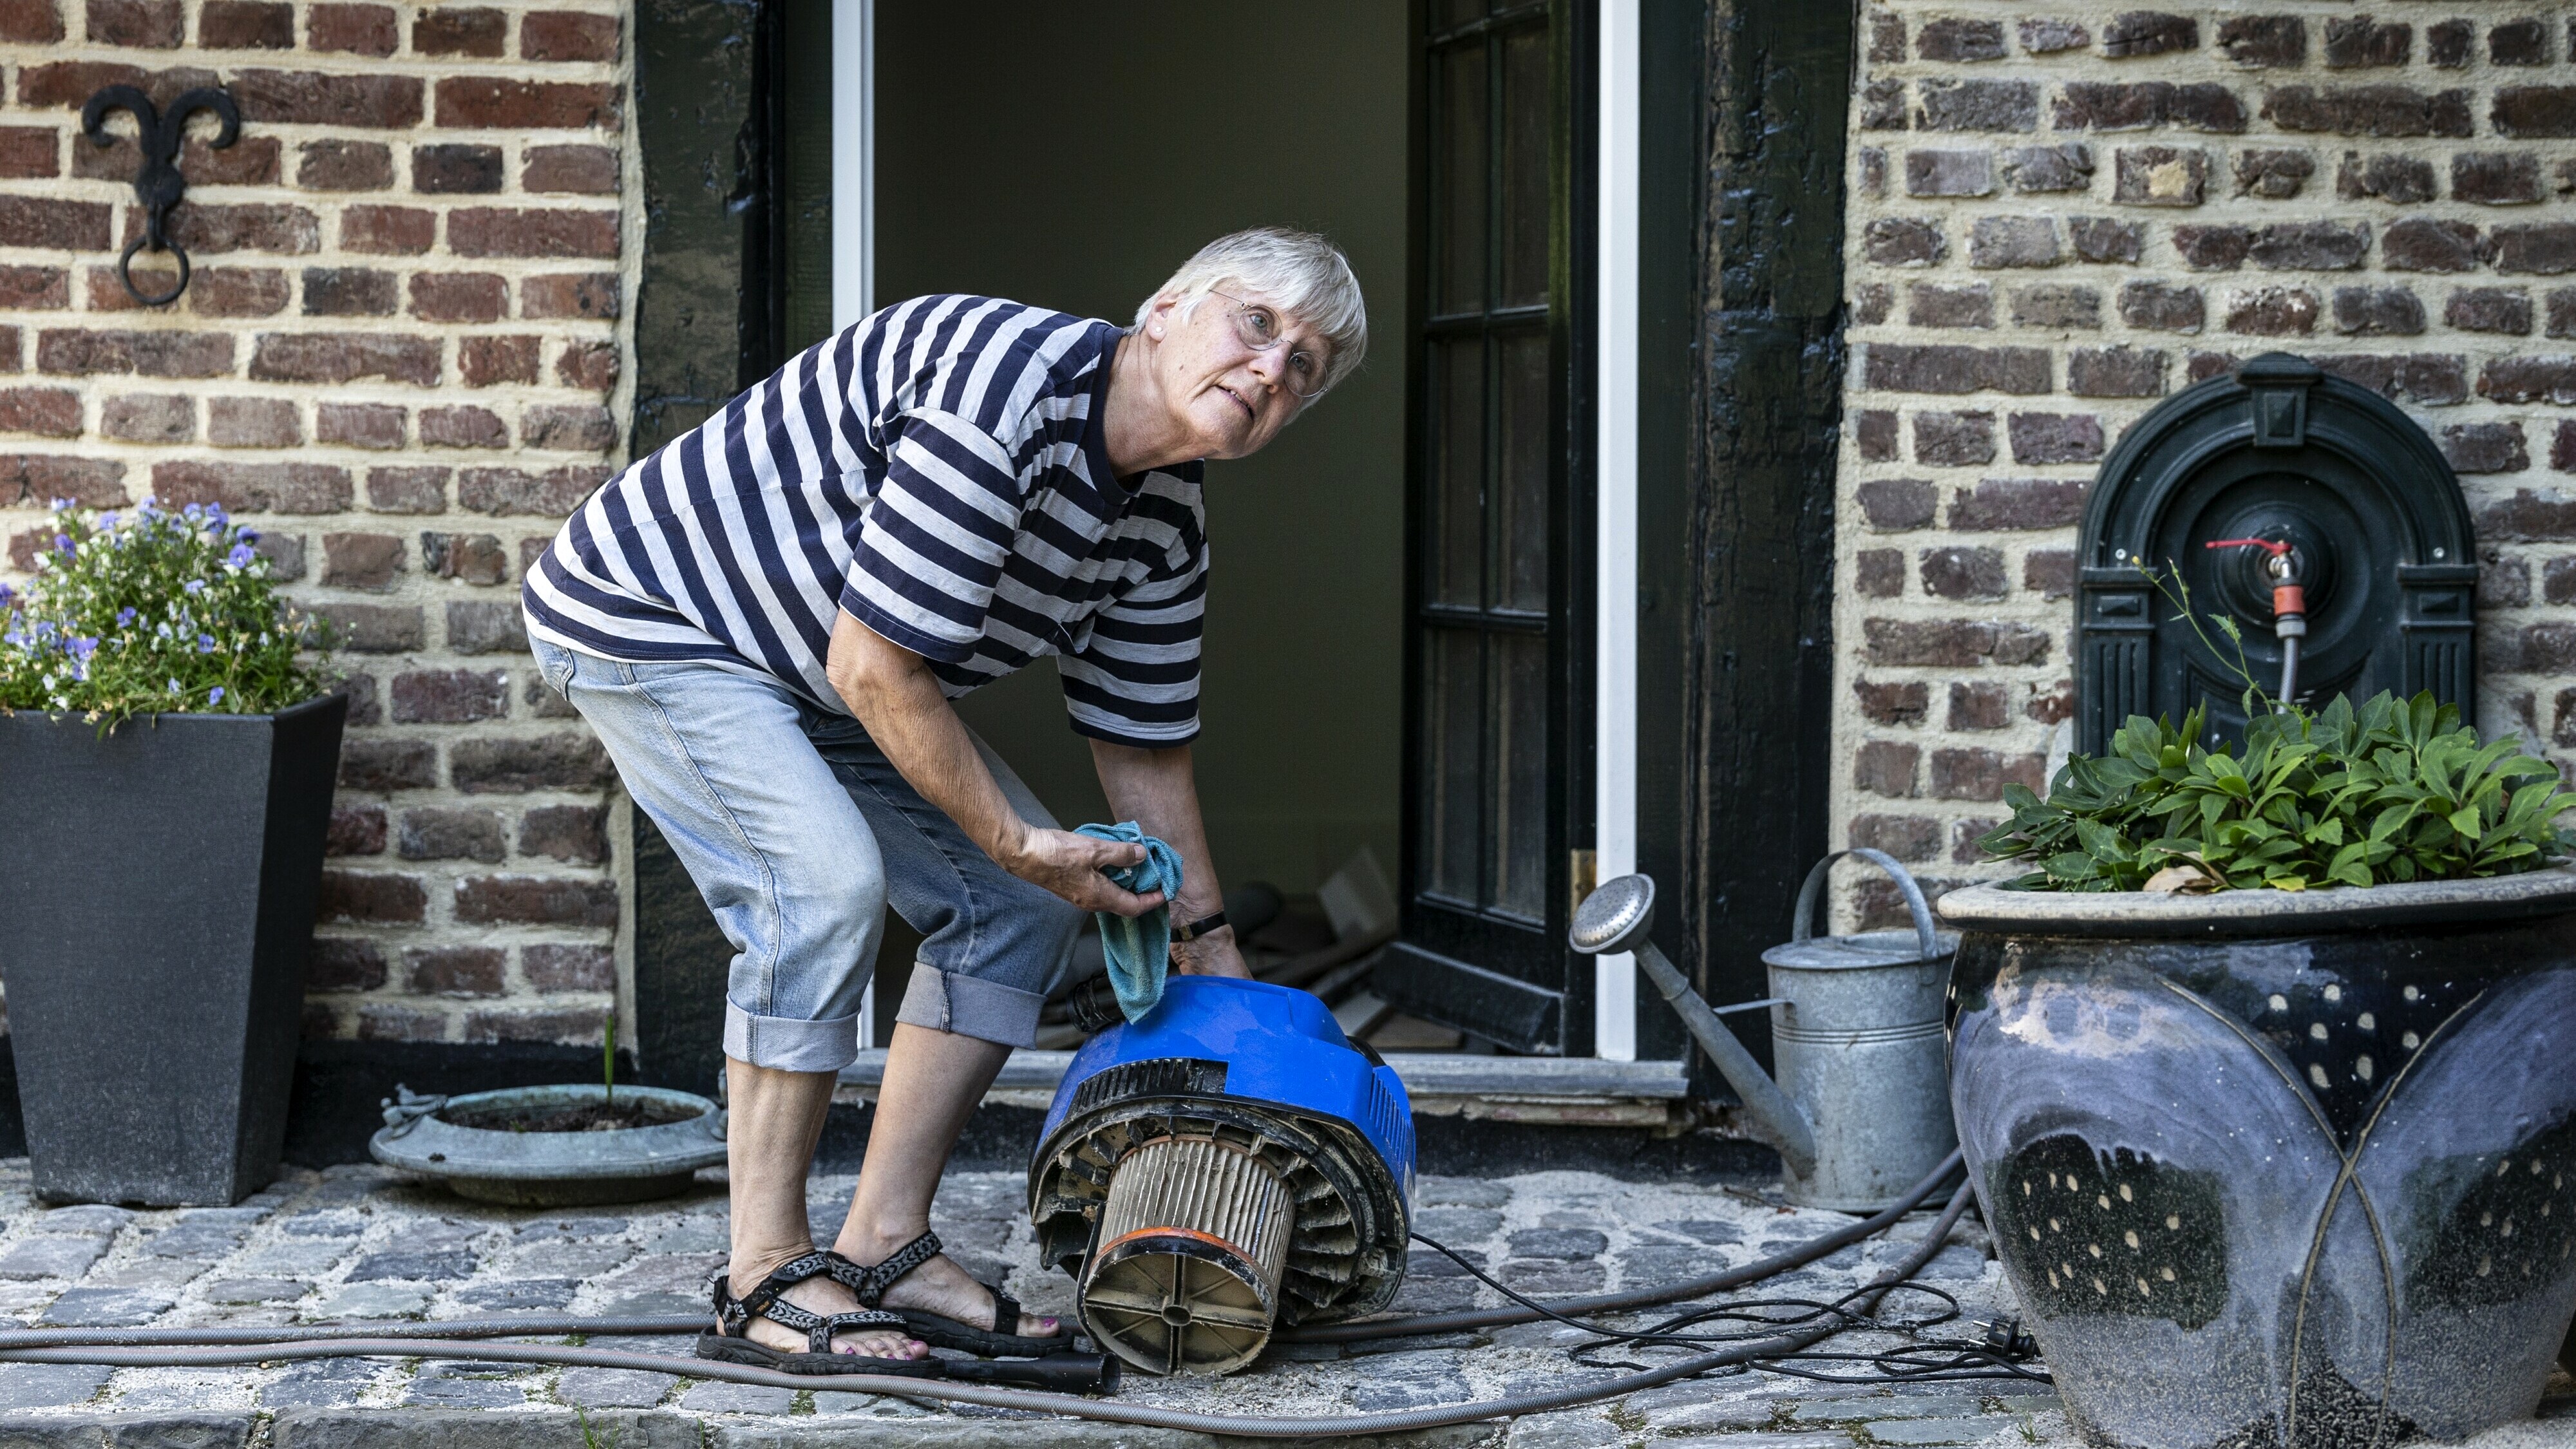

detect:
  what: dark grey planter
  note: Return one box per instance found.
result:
[0,694,346,1206]
[1940,868,2576,1449]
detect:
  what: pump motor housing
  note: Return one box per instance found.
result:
[1027,976,1414,1376]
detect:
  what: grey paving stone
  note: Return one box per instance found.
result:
[1662,1435,1850,1449]
[681,1381,799,1414]
[1865,1417,2005,1444]
[399,1220,486,1252]
[144,1224,252,1260]
[1639,1395,1779,1433]
[258,1358,378,1409]
[40,1288,173,1327]
[811,1390,939,1416]
[0,1363,111,1408]
[278,1211,366,1239]
[176,1208,271,1226]
[645,1223,726,1255]
[0,1235,108,1280]
[267,1408,703,1448]
[1508,1228,1607,1260]
[1406,1246,1482,1279]
[504,1240,634,1276]
[402,1361,528,1408]
[1386,1279,1477,1314]
[446,1278,580,1312]
[310,1282,429,1319]
[236,1242,349,1276]
[1412,1207,1502,1242]
[1795,1396,1981,1423]
[1417,1178,1509,1209]
[554,1367,677,1408]
[1617,1244,1719,1280]
[598,1292,706,1320]
[347,1251,478,1283]
[513,1216,630,1240]
[1344,1331,1479,1358]
[94,1410,260,1446]
[34,1206,132,1234]
[90,1258,213,1291]
[1653,1218,1746,1245]
[1502,1409,1622,1448]
[201,1277,310,1305]
[1497,1260,1604,1294]
[1346,1350,1470,1412]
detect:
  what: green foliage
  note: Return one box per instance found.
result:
[1980,691,2576,892]
[0,498,331,728]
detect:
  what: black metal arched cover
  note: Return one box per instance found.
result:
[2074,352,2477,756]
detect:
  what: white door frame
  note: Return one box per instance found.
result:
[837,0,878,1044]
[1593,0,1640,1061]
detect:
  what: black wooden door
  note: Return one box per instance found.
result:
[1375,0,1593,1055]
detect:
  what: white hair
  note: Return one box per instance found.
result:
[1135,227,1368,395]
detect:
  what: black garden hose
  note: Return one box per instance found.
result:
[0,1179,1980,1437]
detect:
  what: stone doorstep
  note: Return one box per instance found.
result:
[0,1408,1513,1447]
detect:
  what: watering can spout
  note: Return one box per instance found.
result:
[1569,875,1820,1177]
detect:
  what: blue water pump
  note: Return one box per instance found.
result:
[1027,976,1416,1376]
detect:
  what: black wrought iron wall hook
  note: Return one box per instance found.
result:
[80,84,241,307]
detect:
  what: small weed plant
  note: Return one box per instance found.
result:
[0,498,331,728]
[1980,568,2576,892]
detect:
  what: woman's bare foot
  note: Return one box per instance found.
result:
[723,1251,929,1361]
[834,1231,1061,1338]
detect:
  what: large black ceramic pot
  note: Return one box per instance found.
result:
[1939,868,2576,1449]
[0,696,346,1206]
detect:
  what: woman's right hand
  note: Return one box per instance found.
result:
[998,824,1164,916]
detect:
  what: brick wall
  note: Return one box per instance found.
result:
[0,0,635,1044]
[1837,5,2576,922]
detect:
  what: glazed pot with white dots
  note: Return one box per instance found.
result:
[1938,866,2576,1449]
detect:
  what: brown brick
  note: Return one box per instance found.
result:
[319,869,424,924]
[295,138,391,191]
[2311,353,2468,405]
[2479,552,2532,609]
[250,333,439,386]
[522,943,612,992]
[447,600,526,654]
[522,404,615,452]
[1914,16,2002,62]
[0,387,79,438]
[2115,146,2207,207]
[205,395,299,448]
[420,405,507,450]
[2216,16,2303,68]
[1947,681,2012,731]
[357,1005,445,1043]
[524,672,577,719]
[2425,19,2473,67]
[522,8,618,61]
[2382,218,2482,274]
[1855,549,1904,598]
[2067,218,2143,265]
[2018,18,2087,54]
[2067,346,2167,397]
[0,197,110,253]
[555,341,618,393]
[2479,357,2576,406]
[521,144,619,195]
[447,207,618,260]
[397,806,506,862]
[115,202,316,258]
[421,531,509,584]
[1853,679,1929,726]
[412,143,503,195]
[2331,285,2423,337]
[2249,221,2369,271]
[435,77,619,129]
[299,267,396,317]
[2494,87,2576,139]
[2009,285,2098,331]
[2449,288,2534,336]
[2226,286,2320,336]
[1863,344,2049,395]
[366,465,448,513]
[522,272,619,320]
[1863,618,2050,667]
[337,737,436,791]
[189,267,290,317]
[1929,747,2047,802]
[1915,79,2039,133]
[519,803,607,864]
[2337,152,2435,205]
[1968,216,2060,269]
[75,133,279,187]
[2024,550,2076,600]
[2455,153,2546,207]
[2054,82,2246,135]
[0,0,62,42]
[0,128,57,181]
[88,0,180,45]
[1949,477,2087,530]
[2103,12,2196,58]
[1913,411,1994,466]
[339,205,433,254]
[318,402,404,449]
[230,69,421,128]
[1859,80,1906,133]
[321,530,402,589]
[2442,422,2528,475]
[2517,623,2576,674]
[2173,225,2252,271]
[1850,813,1941,864]
[2492,225,2576,277]
[2493,17,2552,65]
[0,454,124,508]
[1905,149,1993,200]
[2548,556,2576,601]
[408,273,506,324]
[2232,148,2313,200]
[308,937,386,990]
[463,1007,608,1045]
[1855,411,1897,462]
[406,945,506,996]
[1866,9,1903,62]
[455,874,618,927]
[310,601,421,653]
[413,5,502,55]
[1855,478,1937,531]
[1920,545,2007,600]
[151,460,348,515]
[451,732,613,793]
[17,62,217,110]
[100,393,191,443]
[2119,281,2204,332]
[2321,17,2409,68]
[1863,218,1945,267]
[306,2,393,53]
[198,0,292,46]
[2263,86,2471,138]
[1853,740,1920,798]
[35,329,230,379]
[459,336,539,388]
[325,803,386,858]
[2486,488,2576,541]
[2007,413,2103,464]
[2000,144,2091,194]
[1853,282,1892,324]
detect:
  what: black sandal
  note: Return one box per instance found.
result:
[696,1251,942,1376]
[827,1231,1075,1357]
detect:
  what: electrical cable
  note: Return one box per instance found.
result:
[0,1183,1980,1439]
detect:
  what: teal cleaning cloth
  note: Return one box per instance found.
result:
[1074,821,1184,1023]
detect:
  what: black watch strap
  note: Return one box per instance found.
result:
[1172,909,1228,943]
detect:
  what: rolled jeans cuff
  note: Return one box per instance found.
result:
[724,1001,862,1074]
[895,964,1046,1048]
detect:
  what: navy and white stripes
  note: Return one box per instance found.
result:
[522,296,1208,746]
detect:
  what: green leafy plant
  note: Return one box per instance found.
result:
[1980,568,2576,893]
[0,498,331,728]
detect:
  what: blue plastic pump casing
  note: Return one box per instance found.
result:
[1027,976,1416,1333]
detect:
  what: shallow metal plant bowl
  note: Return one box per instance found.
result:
[369,1084,726,1207]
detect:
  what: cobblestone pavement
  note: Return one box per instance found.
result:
[0,1159,2559,1446]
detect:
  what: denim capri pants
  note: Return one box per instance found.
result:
[533,638,1084,1072]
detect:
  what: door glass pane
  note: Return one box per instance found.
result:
[1436,0,1486,29]
[1422,627,1484,904]
[1432,338,1485,608]
[1493,330,1549,613]
[1490,630,1548,920]
[1498,25,1550,310]
[1438,45,1488,316]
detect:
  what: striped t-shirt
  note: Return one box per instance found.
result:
[521,296,1209,747]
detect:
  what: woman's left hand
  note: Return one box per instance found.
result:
[1170,925,1252,980]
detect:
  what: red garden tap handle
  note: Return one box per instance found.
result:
[2205,536,2304,617]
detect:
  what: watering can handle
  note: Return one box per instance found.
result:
[1790,848,1938,958]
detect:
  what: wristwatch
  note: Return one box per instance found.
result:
[1171,910,1229,943]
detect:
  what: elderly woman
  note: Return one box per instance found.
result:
[522,229,1365,1372]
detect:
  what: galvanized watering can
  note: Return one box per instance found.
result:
[1570,849,1958,1210]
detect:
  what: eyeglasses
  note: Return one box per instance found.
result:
[1209,290,1327,399]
